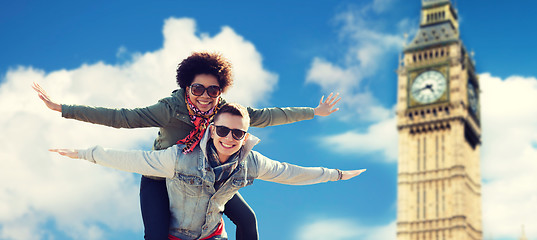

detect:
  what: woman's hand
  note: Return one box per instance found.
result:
[32,82,62,112]
[341,169,367,180]
[314,92,341,117]
[49,149,79,159]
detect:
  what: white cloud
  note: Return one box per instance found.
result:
[479,73,537,239]
[372,0,396,13]
[0,17,275,239]
[306,4,405,122]
[296,218,396,240]
[323,117,398,162]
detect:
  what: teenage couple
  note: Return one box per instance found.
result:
[34,52,366,240]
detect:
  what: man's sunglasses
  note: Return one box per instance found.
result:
[214,125,247,140]
[189,83,221,98]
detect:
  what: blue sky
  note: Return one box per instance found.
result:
[1,1,536,240]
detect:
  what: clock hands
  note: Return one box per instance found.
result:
[413,84,435,94]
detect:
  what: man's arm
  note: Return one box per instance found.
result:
[250,151,365,185]
[50,146,178,178]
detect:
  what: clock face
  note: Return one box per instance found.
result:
[410,70,447,104]
[467,82,478,113]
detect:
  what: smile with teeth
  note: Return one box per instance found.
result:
[197,100,212,105]
[220,142,235,149]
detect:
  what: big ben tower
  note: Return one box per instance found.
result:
[396,0,482,240]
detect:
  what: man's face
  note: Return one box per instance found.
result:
[210,112,249,162]
[186,74,221,112]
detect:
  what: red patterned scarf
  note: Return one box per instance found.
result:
[177,94,221,154]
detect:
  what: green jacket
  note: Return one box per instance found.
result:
[62,89,314,151]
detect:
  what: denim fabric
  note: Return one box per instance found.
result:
[166,148,253,240]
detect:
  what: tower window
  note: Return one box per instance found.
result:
[423,188,427,219]
[436,135,439,169]
[436,188,439,218]
[423,137,427,171]
[417,185,420,219]
[417,139,421,171]
[442,135,445,167]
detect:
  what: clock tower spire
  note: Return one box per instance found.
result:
[396,0,482,239]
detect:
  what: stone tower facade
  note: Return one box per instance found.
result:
[396,1,482,240]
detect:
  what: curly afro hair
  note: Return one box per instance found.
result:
[176,52,233,93]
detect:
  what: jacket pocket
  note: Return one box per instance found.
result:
[175,173,203,197]
[231,178,254,189]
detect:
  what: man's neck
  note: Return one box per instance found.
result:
[218,155,229,164]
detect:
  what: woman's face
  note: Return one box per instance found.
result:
[186,74,221,112]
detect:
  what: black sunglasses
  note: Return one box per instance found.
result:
[189,83,221,98]
[214,125,247,140]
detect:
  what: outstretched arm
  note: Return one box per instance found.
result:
[247,92,342,128]
[250,151,365,185]
[49,146,178,178]
[32,82,174,128]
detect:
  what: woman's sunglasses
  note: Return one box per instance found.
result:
[190,83,221,98]
[214,125,247,140]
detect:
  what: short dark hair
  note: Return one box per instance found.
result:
[176,52,233,93]
[214,103,250,125]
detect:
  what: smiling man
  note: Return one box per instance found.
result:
[50,103,366,240]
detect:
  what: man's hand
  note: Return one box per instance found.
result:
[314,92,341,117]
[341,169,367,180]
[32,82,62,112]
[49,149,79,159]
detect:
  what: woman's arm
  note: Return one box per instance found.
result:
[33,82,175,128]
[49,146,178,178]
[249,151,365,185]
[248,93,341,128]
[61,103,174,128]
